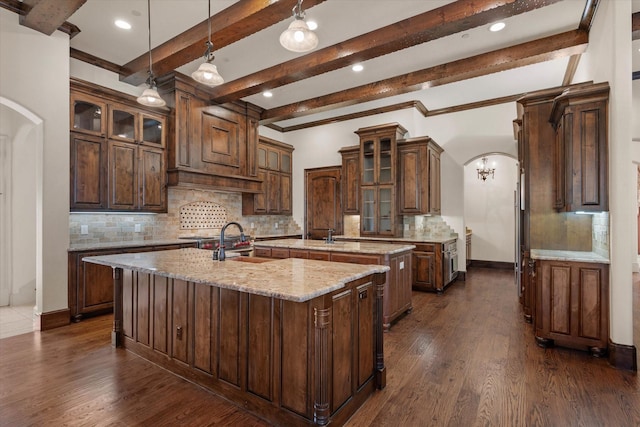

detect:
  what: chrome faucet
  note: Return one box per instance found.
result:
[215,221,246,261]
[325,228,335,244]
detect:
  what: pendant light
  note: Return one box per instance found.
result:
[137,0,166,107]
[279,0,318,53]
[191,0,224,86]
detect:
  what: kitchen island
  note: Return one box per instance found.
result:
[83,248,389,426]
[253,239,415,330]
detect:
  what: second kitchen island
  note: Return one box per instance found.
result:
[84,248,388,427]
[253,239,415,330]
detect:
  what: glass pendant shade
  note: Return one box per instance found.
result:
[192,62,224,86]
[280,18,318,52]
[137,86,166,107]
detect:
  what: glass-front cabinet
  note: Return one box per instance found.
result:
[108,104,166,148]
[71,93,106,136]
[356,123,406,236]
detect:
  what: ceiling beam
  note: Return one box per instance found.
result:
[19,0,86,36]
[0,0,81,37]
[209,0,564,104]
[261,29,589,124]
[120,0,327,86]
[633,12,639,41]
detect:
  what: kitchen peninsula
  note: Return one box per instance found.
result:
[83,248,388,427]
[253,239,415,329]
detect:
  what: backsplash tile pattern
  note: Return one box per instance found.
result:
[70,187,302,245]
[592,211,609,258]
[341,214,457,239]
[179,201,227,229]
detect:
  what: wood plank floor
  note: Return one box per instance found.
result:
[1,268,638,426]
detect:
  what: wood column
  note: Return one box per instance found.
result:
[111,267,123,347]
[374,271,386,389]
[313,305,331,425]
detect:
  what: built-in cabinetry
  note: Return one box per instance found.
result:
[398,136,442,215]
[549,82,609,212]
[254,241,413,330]
[465,233,472,267]
[411,242,444,292]
[159,74,262,193]
[243,137,293,215]
[533,259,609,356]
[70,80,167,212]
[68,241,197,321]
[339,145,360,214]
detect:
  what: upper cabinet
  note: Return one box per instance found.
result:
[243,137,294,215]
[339,145,360,214]
[70,79,168,213]
[398,137,443,215]
[549,82,609,213]
[355,123,407,236]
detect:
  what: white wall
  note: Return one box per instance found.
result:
[0,9,70,315]
[464,155,518,263]
[573,0,634,347]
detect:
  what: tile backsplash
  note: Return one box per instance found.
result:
[592,211,609,258]
[70,187,302,245]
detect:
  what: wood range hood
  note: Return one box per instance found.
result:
[158,73,263,194]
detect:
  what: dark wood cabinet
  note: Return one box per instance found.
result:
[411,243,444,292]
[534,259,609,356]
[339,145,360,214]
[397,137,443,215]
[550,82,609,212]
[243,137,293,215]
[68,242,197,321]
[356,123,406,236]
[465,233,472,267]
[70,79,168,213]
[70,133,107,210]
[305,166,342,240]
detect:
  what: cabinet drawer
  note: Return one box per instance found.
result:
[254,247,272,258]
[330,253,380,265]
[413,243,436,252]
[308,251,330,261]
[271,248,290,259]
[289,249,309,259]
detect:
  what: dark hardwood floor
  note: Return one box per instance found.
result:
[1,268,638,426]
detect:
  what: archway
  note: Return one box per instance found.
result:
[0,97,44,316]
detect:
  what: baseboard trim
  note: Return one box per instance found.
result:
[608,340,637,371]
[36,309,71,331]
[457,272,466,281]
[468,260,514,270]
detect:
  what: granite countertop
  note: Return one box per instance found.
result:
[334,235,457,244]
[530,249,610,264]
[254,238,415,254]
[69,239,200,252]
[82,248,389,302]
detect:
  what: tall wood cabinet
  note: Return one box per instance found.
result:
[356,123,407,237]
[534,259,609,356]
[70,79,167,212]
[398,136,443,215]
[549,82,609,213]
[339,145,360,214]
[243,137,293,215]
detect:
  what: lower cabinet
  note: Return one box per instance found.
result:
[534,259,609,356]
[68,242,197,321]
[254,246,412,330]
[411,243,443,292]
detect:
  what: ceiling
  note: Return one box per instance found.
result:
[6,0,640,129]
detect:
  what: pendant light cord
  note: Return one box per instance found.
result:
[147,0,153,83]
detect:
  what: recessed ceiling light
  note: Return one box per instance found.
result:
[352,64,364,72]
[115,19,131,30]
[307,20,318,31]
[263,91,273,98]
[489,22,505,32]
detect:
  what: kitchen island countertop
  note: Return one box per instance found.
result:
[334,234,457,244]
[530,249,610,264]
[255,238,415,254]
[83,248,389,302]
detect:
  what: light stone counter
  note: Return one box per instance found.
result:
[254,238,415,254]
[530,249,610,264]
[83,248,389,302]
[334,234,457,244]
[69,239,199,252]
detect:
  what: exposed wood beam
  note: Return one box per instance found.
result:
[562,54,581,86]
[633,12,640,41]
[19,0,86,36]
[70,48,123,75]
[209,0,564,104]
[0,0,81,37]
[578,0,600,31]
[120,0,327,86]
[261,30,589,124]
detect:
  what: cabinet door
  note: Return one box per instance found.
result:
[361,139,376,185]
[341,151,360,214]
[140,113,165,148]
[361,187,396,236]
[266,170,281,213]
[70,133,107,210]
[71,93,106,136]
[280,173,292,215]
[377,185,395,235]
[428,147,441,214]
[361,188,376,234]
[252,169,267,213]
[109,105,137,143]
[412,251,436,291]
[139,146,166,212]
[108,141,137,210]
[398,145,426,214]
